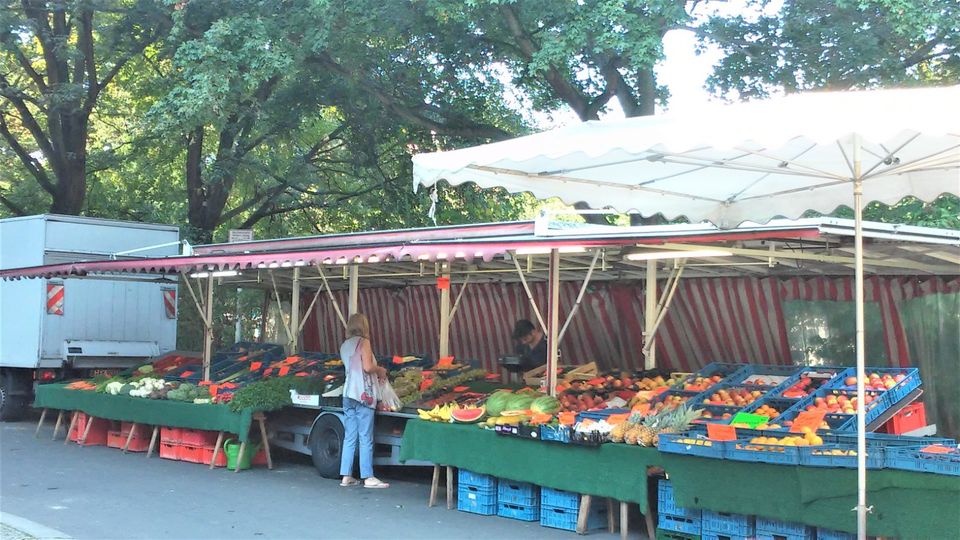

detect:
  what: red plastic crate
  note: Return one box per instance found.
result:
[178,445,204,463]
[107,430,124,449]
[201,446,228,468]
[120,422,149,439]
[69,413,110,446]
[159,442,180,460]
[180,429,219,448]
[160,426,181,444]
[252,447,268,466]
[880,402,927,435]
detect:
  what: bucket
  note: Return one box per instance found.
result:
[223,438,261,470]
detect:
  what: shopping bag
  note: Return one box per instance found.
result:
[375,378,403,412]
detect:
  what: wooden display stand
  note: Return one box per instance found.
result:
[523,362,598,387]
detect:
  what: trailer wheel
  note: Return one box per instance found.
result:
[309,414,345,479]
[0,370,27,422]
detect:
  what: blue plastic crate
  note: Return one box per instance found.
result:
[726,440,800,465]
[768,367,843,400]
[457,484,497,515]
[497,502,539,522]
[816,527,856,540]
[884,445,960,476]
[459,469,497,490]
[799,444,885,469]
[539,424,571,443]
[498,479,539,506]
[755,517,813,539]
[540,487,580,510]
[656,528,700,540]
[658,513,701,535]
[577,408,630,422]
[701,510,755,536]
[658,433,726,459]
[658,481,701,520]
[741,398,796,421]
[540,503,607,532]
[735,364,800,387]
[690,405,741,425]
[825,367,921,413]
[702,532,751,540]
[694,362,752,383]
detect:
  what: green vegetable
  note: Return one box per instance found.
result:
[228,377,300,412]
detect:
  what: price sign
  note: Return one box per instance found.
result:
[730,412,770,428]
[790,410,827,433]
[707,423,738,441]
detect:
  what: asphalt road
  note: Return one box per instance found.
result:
[1,419,636,540]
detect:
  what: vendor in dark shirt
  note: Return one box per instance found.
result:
[513,319,548,372]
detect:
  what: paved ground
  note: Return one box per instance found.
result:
[1,419,639,540]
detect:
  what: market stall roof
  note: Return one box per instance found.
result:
[412,86,960,226]
[1,218,957,286]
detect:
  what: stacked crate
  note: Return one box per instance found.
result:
[457,470,498,515]
[701,510,755,540]
[539,487,607,532]
[657,480,702,537]
[496,480,539,521]
[106,422,150,452]
[755,517,815,540]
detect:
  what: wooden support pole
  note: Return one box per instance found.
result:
[644,262,657,370]
[234,441,247,472]
[122,423,137,453]
[438,267,451,358]
[35,408,47,437]
[210,431,224,469]
[147,425,159,458]
[446,465,454,510]
[607,498,616,533]
[80,415,95,445]
[547,249,561,396]
[348,265,359,316]
[64,411,78,445]
[576,494,593,534]
[620,501,629,540]
[289,267,301,354]
[256,413,273,470]
[429,465,440,507]
[52,410,65,440]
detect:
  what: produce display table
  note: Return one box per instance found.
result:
[34,384,255,441]
[399,420,665,509]
[660,454,959,539]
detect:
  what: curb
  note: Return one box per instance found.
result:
[0,513,71,539]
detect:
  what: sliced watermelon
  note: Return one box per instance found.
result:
[451,407,486,423]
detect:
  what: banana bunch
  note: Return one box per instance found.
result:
[416,403,460,422]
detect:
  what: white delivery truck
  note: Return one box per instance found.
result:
[0,215,181,419]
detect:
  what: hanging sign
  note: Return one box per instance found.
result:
[436,276,450,290]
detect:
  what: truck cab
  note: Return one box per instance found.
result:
[0,215,180,419]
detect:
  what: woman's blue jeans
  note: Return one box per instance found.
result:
[340,397,375,478]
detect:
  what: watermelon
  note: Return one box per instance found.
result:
[484,391,513,417]
[451,407,486,423]
[530,396,561,414]
[506,393,536,411]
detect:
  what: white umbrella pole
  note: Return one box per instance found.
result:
[853,137,867,540]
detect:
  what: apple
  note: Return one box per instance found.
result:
[844,376,857,386]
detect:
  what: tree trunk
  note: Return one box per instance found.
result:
[48,114,88,215]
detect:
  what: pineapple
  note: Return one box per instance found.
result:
[623,425,644,445]
[636,410,665,446]
[653,405,703,446]
[610,412,644,443]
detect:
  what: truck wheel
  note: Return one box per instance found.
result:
[0,370,27,421]
[309,414,345,479]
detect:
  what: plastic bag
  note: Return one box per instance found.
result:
[375,378,403,412]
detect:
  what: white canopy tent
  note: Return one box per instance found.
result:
[413,85,960,539]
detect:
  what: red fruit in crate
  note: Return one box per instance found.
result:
[883,379,896,389]
[844,377,857,386]
[894,373,906,382]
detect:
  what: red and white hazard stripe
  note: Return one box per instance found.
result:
[46,282,64,315]
[163,289,177,319]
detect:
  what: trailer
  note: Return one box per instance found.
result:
[0,215,181,419]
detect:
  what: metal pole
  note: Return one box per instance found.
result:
[235,288,242,343]
[290,267,301,354]
[853,136,868,540]
[203,274,214,381]
[644,262,657,370]
[547,249,561,397]
[438,265,451,358]
[348,265,359,316]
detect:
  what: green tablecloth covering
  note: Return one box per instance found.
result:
[34,384,255,441]
[400,421,960,537]
[662,454,960,539]
[399,420,664,511]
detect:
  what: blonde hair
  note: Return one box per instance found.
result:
[346,313,370,339]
